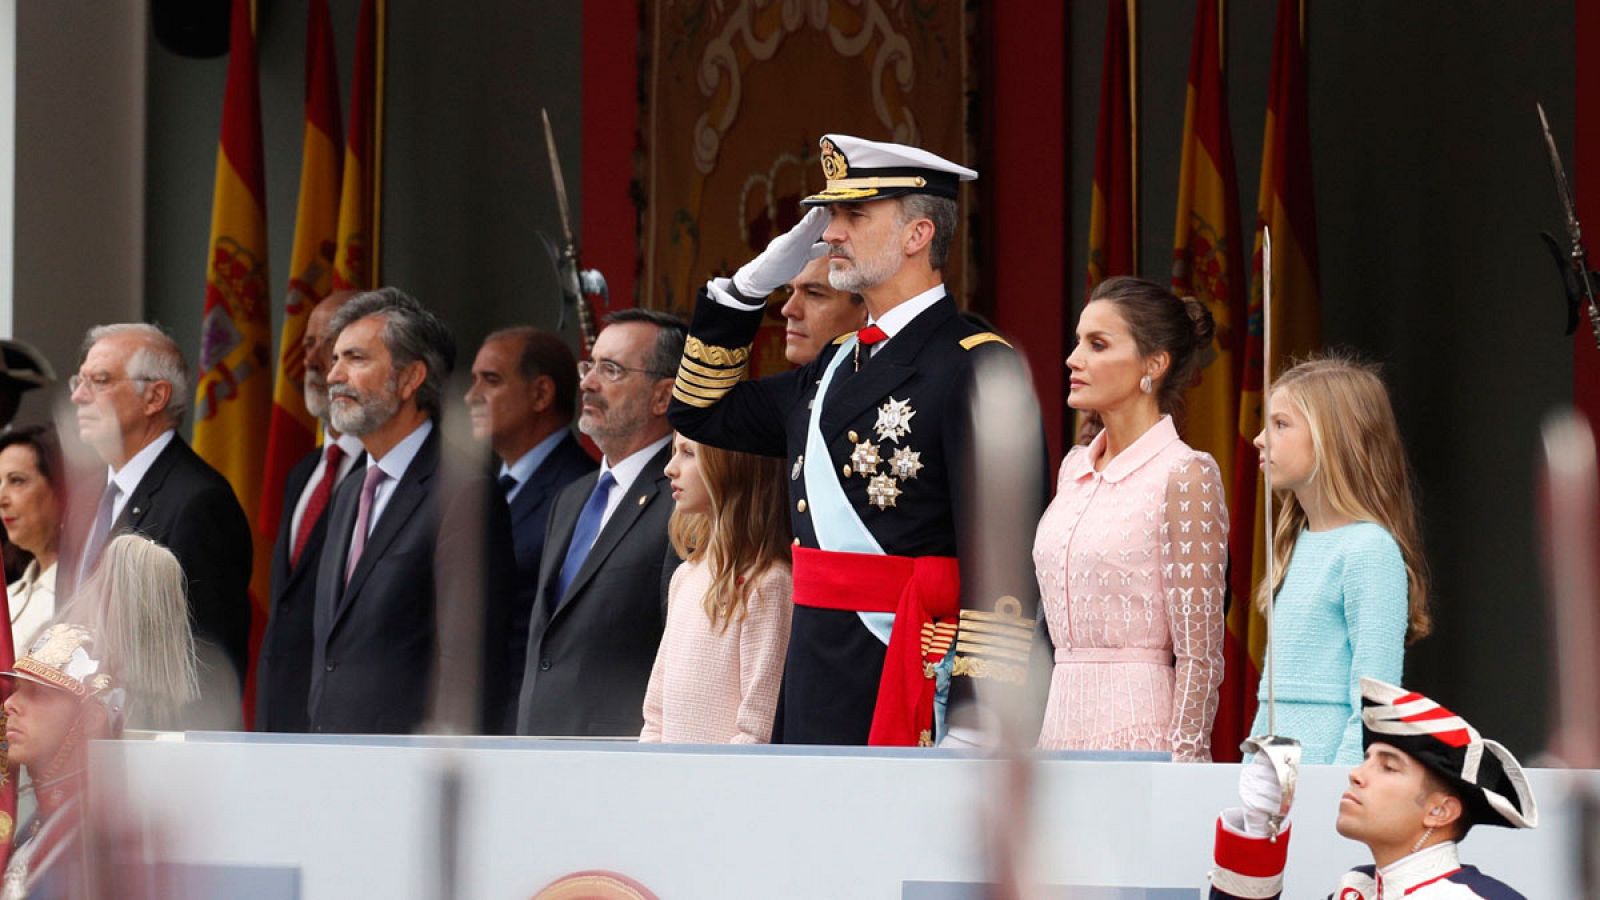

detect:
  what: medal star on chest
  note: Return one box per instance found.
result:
[887,446,923,481]
[874,397,916,443]
[866,473,901,509]
[849,440,881,474]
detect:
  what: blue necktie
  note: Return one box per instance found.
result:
[555,471,615,601]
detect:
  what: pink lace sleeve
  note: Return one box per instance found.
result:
[1161,454,1228,762]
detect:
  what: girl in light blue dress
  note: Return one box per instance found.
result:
[1248,356,1430,764]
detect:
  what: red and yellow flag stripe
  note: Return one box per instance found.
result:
[1086,0,1137,299]
[1220,0,1322,757]
[193,0,272,712]
[334,0,379,291]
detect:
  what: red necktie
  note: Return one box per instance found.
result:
[857,324,888,346]
[291,443,346,568]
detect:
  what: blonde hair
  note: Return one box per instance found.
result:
[667,439,792,631]
[1255,355,1432,642]
[62,534,200,728]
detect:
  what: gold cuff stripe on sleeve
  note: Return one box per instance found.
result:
[960,332,1012,351]
[684,335,750,367]
[675,366,745,391]
[956,619,1034,640]
[678,355,747,380]
[951,655,1027,685]
[672,385,721,408]
[954,630,1033,654]
[959,606,1032,627]
[954,640,1031,663]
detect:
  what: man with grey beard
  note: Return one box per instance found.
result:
[669,134,1039,748]
[257,290,365,732]
[308,287,517,734]
[515,308,684,737]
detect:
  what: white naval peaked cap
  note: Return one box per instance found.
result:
[802,133,978,206]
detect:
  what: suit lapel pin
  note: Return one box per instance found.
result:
[637,495,647,506]
[874,397,915,444]
[791,455,804,480]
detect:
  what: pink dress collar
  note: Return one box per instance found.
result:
[1063,415,1181,484]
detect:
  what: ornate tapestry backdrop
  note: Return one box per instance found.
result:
[640,0,977,376]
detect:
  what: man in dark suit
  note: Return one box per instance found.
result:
[465,326,595,718]
[515,309,685,738]
[309,288,516,734]
[68,323,252,689]
[256,291,365,732]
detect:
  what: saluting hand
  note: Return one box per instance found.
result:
[731,206,830,298]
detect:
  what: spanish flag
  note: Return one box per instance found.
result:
[193,0,270,651]
[334,0,379,291]
[1220,0,1322,756]
[246,0,343,724]
[1085,0,1136,297]
[259,0,342,547]
[1170,0,1247,756]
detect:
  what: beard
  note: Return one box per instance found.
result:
[827,242,899,293]
[328,375,401,437]
[303,373,329,420]
[577,389,647,452]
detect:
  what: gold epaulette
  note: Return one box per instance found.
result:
[960,332,1011,351]
[951,596,1031,685]
[832,331,857,346]
[673,335,751,408]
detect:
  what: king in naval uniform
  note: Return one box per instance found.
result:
[668,133,1038,747]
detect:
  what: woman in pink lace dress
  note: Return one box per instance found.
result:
[1033,276,1228,761]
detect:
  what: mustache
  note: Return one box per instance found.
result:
[581,392,607,411]
[328,384,361,402]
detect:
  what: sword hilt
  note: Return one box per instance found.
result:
[1240,734,1302,842]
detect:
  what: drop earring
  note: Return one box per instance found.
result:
[1139,375,1153,394]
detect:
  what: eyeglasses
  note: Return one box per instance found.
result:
[577,359,670,383]
[68,373,152,394]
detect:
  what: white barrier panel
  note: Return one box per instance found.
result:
[88,734,1594,899]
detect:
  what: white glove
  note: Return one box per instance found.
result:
[1239,752,1286,836]
[731,206,830,298]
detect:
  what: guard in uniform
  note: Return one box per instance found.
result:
[1210,677,1538,899]
[1,624,125,900]
[668,134,1038,747]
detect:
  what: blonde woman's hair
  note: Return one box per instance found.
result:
[62,534,200,728]
[667,439,792,631]
[1255,355,1432,642]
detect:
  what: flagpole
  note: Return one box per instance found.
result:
[371,0,387,284]
[1126,0,1139,271]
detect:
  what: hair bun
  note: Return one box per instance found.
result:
[1181,295,1216,349]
